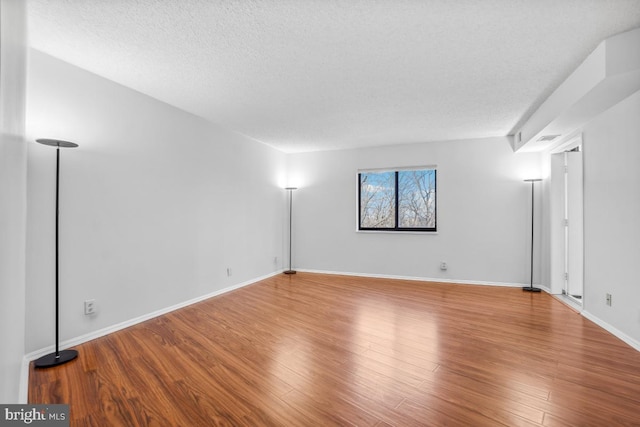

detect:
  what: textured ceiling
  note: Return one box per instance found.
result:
[27,0,640,153]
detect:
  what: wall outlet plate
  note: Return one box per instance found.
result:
[84,299,96,315]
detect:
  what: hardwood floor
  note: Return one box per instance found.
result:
[29,273,640,426]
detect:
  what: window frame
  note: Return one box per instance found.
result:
[357,167,437,233]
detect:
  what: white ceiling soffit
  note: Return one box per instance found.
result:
[27,1,640,153]
[515,27,640,152]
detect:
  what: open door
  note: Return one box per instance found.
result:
[549,154,565,294]
[549,146,584,303]
[566,150,584,300]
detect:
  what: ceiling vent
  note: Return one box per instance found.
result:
[537,134,561,143]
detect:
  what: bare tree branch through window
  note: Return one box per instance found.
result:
[358,168,436,231]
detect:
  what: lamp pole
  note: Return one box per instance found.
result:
[284,187,297,275]
[523,179,542,293]
[34,138,80,368]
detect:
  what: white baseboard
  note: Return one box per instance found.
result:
[551,294,582,313]
[21,270,281,402]
[18,357,30,404]
[296,268,529,288]
[298,270,638,353]
[22,269,637,403]
[549,294,639,352]
[581,310,640,352]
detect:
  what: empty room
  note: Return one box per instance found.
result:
[2,0,640,425]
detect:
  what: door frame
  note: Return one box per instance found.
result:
[549,135,584,304]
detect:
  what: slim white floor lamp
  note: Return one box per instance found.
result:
[284,187,297,275]
[523,178,542,293]
[34,138,79,368]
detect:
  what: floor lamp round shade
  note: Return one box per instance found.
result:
[33,138,79,368]
[36,138,79,148]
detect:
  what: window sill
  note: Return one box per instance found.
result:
[356,230,439,235]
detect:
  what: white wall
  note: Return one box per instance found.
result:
[581,90,640,344]
[25,51,287,354]
[288,137,542,285]
[0,0,27,403]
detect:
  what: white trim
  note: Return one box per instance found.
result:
[581,310,640,352]
[550,133,583,154]
[299,272,638,353]
[356,230,439,235]
[357,164,438,173]
[24,271,280,362]
[537,284,552,293]
[553,294,583,313]
[22,271,282,395]
[21,270,639,400]
[296,268,528,288]
[18,357,30,404]
[355,167,438,232]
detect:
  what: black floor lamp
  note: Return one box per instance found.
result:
[523,178,542,293]
[284,187,297,275]
[34,138,79,368]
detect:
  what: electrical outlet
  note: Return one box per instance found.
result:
[274,256,278,265]
[84,299,96,315]
[226,268,232,277]
[606,293,612,306]
[440,261,448,271]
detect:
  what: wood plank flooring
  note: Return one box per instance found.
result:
[29,273,640,426]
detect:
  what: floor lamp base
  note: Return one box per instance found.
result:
[34,349,78,368]
[522,286,542,293]
[283,270,297,275]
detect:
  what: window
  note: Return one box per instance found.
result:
[358,168,436,232]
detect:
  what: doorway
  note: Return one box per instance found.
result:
[549,139,584,305]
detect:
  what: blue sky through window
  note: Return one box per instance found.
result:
[359,168,436,231]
